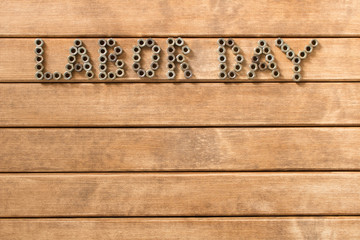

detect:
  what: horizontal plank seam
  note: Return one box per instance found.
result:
[1,35,360,38]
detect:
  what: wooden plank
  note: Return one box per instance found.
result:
[0,38,359,82]
[1,128,360,172]
[1,217,360,240]
[1,173,360,217]
[1,83,360,127]
[0,0,359,37]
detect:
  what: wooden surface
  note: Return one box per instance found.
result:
[1,128,360,172]
[0,38,358,82]
[1,217,360,240]
[1,0,359,37]
[1,173,360,217]
[1,83,360,127]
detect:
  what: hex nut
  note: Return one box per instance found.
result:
[35,63,44,71]
[146,69,155,78]
[137,69,146,78]
[116,68,125,78]
[133,45,141,54]
[218,54,227,63]
[286,50,295,60]
[252,55,260,63]
[99,63,107,72]
[268,62,277,70]
[35,71,44,80]
[292,56,301,65]
[64,71,72,80]
[247,71,256,79]
[271,69,280,78]
[44,72,53,80]
[292,65,302,73]
[146,38,155,47]
[132,62,141,71]
[86,71,94,79]
[78,47,87,55]
[263,46,271,55]
[35,55,44,63]
[167,54,175,62]
[108,71,116,80]
[275,38,284,47]
[293,72,302,82]
[151,61,159,71]
[219,71,227,79]
[281,44,290,53]
[166,38,175,46]
[81,54,90,62]
[254,47,262,55]
[217,46,226,54]
[234,63,242,72]
[265,54,274,62]
[310,39,319,48]
[176,54,185,63]
[99,72,108,80]
[35,47,44,55]
[35,38,44,47]
[152,54,160,62]
[235,54,244,63]
[184,69,193,79]
[98,47,107,55]
[74,39,82,48]
[249,63,258,71]
[217,38,226,46]
[167,62,175,70]
[167,70,176,79]
[258,39,267,47]
[83,62,92,71]
[53,72,62,80]
[132,53,141,62]
[228,70,237,79]
[107,38,116,47]
[232,45,241,54]
[138,38,146,47]
[152,45,161,54]
[182,45,191,55]
[108,53,117,62]
[167,46,175,54]
[175,37,184,47]
[74,63,83,72]
[305,45,313,53]
[68,55,76,64]
[65,63,74,72]
[115,59,125,68]
[298,50,307,59]
[180,62,189,71]
[259,62,268,71]
[98,39,107,47]
[226,38,235,47]
[114,46,123,55]
[219,63,227,71]
[69,46,78,55]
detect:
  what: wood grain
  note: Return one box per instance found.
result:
[1,83,360,127]
[1,173,360,217]
[1,217,360,240]
[0,38,358,82]
[0,0,359,37]
[1,128,360,172]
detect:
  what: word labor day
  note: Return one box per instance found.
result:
[34,37,319,82]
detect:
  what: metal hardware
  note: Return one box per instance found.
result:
[167,70,176,79]
[35,71,44,80]
[53,72,62,80]
[184,69,192,78]
[44,72,53,80]
[116,68,125,78]
[293,72,302,81]
[99,72,107,80]
[108,71,116,80]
